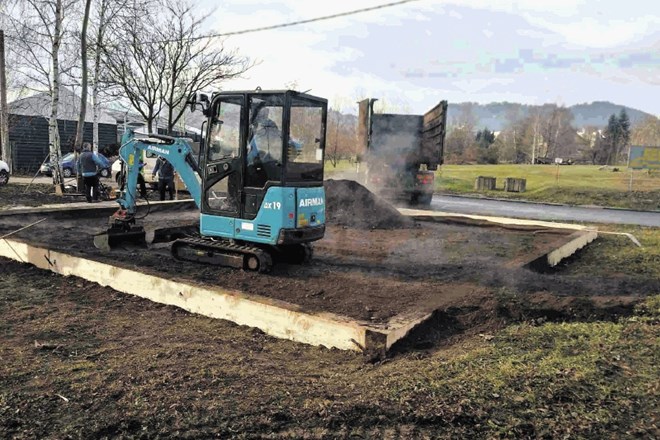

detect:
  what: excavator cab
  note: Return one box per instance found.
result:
[195,90,327,248]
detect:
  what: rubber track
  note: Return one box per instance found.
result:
[171,237,273,273]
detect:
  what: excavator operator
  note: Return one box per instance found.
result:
[246,106,282,188]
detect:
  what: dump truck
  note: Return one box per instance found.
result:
[357,98,448,205]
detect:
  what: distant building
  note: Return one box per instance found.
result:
[7,88,117,172]
[103,108,204,143]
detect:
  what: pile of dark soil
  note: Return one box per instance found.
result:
[324,179,412,229]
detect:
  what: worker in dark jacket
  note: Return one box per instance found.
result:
[137,157,147,198]
[76,143,107,202]
[152,157,175,200]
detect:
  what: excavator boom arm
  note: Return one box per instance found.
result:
[118,129,202,216]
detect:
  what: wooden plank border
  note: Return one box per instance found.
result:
[398,207,596,231]
[0,238,391,353]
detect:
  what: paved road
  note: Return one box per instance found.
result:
[429,195,660,227]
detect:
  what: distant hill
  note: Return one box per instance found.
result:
[446,101,655,131]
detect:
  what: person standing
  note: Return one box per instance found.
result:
[137,156,147,198]
[76,143,107,202]
[152,156,175,201]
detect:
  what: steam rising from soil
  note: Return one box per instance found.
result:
[324,179,412,229]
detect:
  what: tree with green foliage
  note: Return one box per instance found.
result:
[475,128,498,164]
[600,109,631,165]
[618,108,631,155]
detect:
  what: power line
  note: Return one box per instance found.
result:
[172,0,423,42]
[2,0,424,46]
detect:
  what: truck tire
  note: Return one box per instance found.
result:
[410,192,433,206]
[0,170,8,186]
[417,193,433,205]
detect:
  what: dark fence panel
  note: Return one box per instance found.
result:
[8,114,117,173]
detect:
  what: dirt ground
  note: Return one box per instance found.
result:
[0,183,83,207]
[0,182,179,209]
[1,205,652,324]
[3,179,653,325]
[0,179,657,438]
[0,258,651,439]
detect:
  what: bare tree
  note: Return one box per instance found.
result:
[631,116,660,146]
[6,0,78,188]
[444,104,477,163]
[325,97,357,167]
[102,2,167,133]
[88,0,131,151]
[539,105,576,159]
[326,109,357,168]
[73,0,92,151]
[159,0,251,135]
[101,0,250,136]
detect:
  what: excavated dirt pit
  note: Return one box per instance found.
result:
[0,180,656,326]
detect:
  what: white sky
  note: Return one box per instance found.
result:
[199,0,659,115]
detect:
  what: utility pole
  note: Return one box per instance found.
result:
[0,30,10,172]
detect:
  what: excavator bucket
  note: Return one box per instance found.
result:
[93,225,146,251]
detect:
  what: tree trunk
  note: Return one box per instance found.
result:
[552,115,562,159]
[92,0,109,153]
[92,63,100,152]
[74,0,93,152]
[49,0,64,191]
[0,30,10,172]
[168,106,174,135]
[332,117,339,167]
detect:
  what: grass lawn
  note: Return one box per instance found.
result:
[561,224,660,278]
[364,297,659,438]
[325,162,660,210]
[439,165,660,211]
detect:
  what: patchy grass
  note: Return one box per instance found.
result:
[439,165,660,210]
[1,228,658,438]
[559,225,660,278]
[366,302,659,438]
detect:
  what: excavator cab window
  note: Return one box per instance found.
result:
[285,97,325,183]
[208,102,241,162]
[203,96,243,215]
[245,96,285,188]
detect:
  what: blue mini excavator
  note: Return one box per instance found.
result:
[95,90,328,273]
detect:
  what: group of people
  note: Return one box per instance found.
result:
[76,142,176,203]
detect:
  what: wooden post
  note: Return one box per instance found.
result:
[629,169,633,192]
[0,30,10,172]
